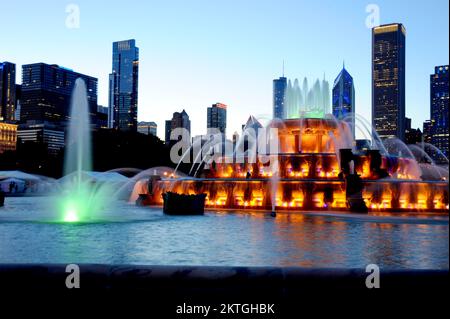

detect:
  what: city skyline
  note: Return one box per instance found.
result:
[0,0,448,139]
[0,1,449,305]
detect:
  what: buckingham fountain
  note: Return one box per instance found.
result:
[6,77,446,218]
[132,77,449,214]
[0,77,448,273]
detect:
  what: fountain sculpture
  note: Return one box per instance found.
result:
[133,115,449,213]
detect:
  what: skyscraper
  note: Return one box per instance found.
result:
[0,62,16,122]
[165,110,191,145]
[138,121,157,136]
[372,23,406,141]
[14,84,22,121]
[108,39,139,131]
[430,65,449,158]
[20,63,98,124]
[165,120,172,145]
[207,103,227,136]
[422,120,432,144]
[241,115,263,154]
[273,76,287,119]
[17,122,65,155]
[332,63,355,138]
[404,117,422,145]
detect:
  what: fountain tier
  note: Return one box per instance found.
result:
[135,118,449,213]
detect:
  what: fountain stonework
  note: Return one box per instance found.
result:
[138,117,449,213]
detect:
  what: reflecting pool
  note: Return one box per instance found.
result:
[0,197,448,269]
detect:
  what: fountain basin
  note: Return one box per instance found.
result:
[142,178,448,213]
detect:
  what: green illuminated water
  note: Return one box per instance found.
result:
[285,77,330,119]
[1,197,448,268]
[58,79,111,223]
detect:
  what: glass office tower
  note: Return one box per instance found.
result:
[108,39,139,131]
[165,110,191,145]
[207,103,227,135]
[20,63,98,124]
[273,77,287,119]
[332,64,355,138]
[372,23,406,141]
[0,62,16,122]
[430,65,449,159]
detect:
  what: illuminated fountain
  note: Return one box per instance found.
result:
[285,77,330,119]
[133,112,449,213]
[56,79,114,222]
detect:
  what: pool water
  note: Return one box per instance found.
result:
[0,197,448,269]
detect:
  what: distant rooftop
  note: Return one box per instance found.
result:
[373,23,406,35]
[138,121,157,126]
[212,103,227,109]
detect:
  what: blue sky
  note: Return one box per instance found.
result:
[1,0,448,139]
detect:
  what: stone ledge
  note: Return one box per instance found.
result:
[0,264,447,293]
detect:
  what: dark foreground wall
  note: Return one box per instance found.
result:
[0,264,447,293]
[0,265,447,317]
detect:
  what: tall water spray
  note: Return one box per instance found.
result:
[64,79,92,181]
[58,78,108,222]
[285,77,330,119]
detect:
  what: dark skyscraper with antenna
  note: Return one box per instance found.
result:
[273,77,287,119]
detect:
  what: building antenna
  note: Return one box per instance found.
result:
[282,60,285,77]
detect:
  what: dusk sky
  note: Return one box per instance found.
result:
[1,0,448,139]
